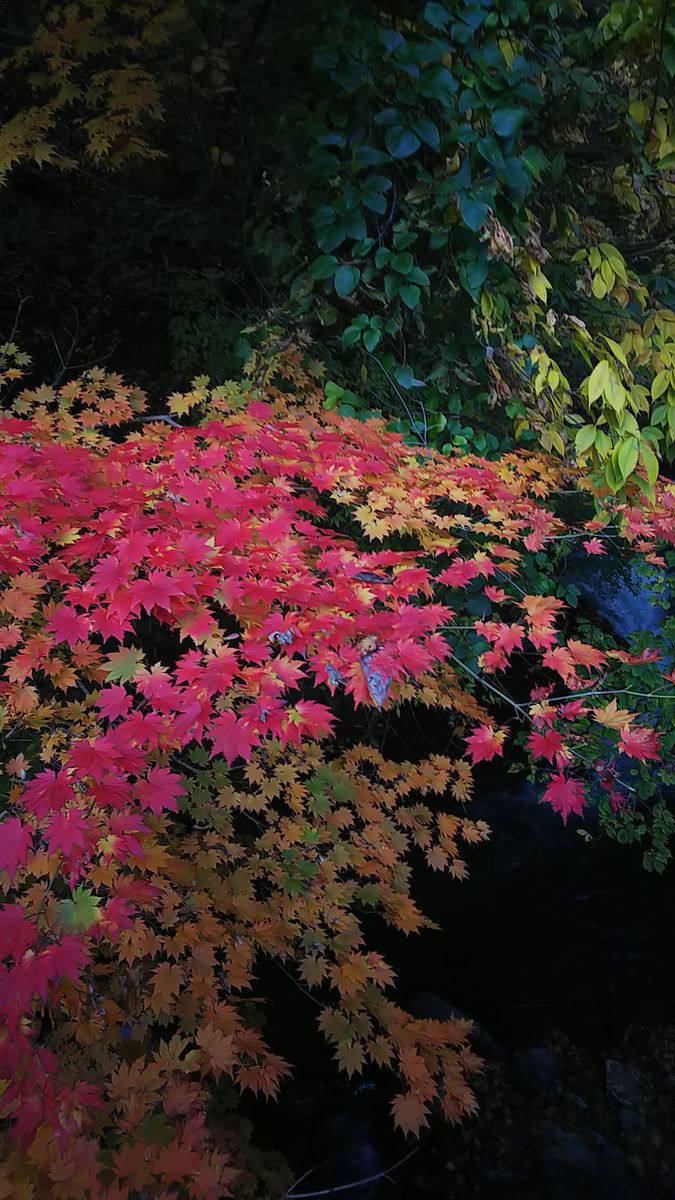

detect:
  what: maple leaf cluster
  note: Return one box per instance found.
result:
[0,373,672,1196]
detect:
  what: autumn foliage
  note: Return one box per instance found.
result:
[0,365,673,1197]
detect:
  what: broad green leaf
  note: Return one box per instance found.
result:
[391,252,413,275]
[385,126,421,158]
[594,428,612,458]
[591,274,607,299]
[399,284,421,309]
[459,195,488,231]
[587,360,610,404]
[491,108,527,138]
[601,335,628,367]
[616,436,638,480]
[423,1,450,28]
[652,369,670,400]
[407,266,430,286]
[604,369,626,413]
[309,255,339,281]
[413,116,440,150]
[640,441,659,486]
[575,424,596,455]
[418,66,456,101]
[334,265,360,297]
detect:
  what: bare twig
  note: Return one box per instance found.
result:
[283,1145,419,1199]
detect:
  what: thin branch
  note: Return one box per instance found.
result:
[446,650,527,715]
[128,413,183,428]
[283,1146,419,1199]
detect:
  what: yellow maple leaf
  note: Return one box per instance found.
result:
[592,698,636,730]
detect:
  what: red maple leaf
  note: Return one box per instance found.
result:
[484,586,507,603]
[618,725,661,762]
[0,817,31,882]
[583,538,606,555]
[465,724,506,763]
[209,711,255,764]
[526,728,564,763]
[44,604,90,646]
[542,773,585,822]
[135,767,185,815]
[131,570,183,614]
[96,685,132,722]
[21,769,74,818]
[0,904,37,962]
[44,809,90,857]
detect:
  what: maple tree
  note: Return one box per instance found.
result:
[0,357,673,1197]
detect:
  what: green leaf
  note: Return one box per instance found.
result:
[309,255,339,281]
[459,195,488,231]
[477,135,505,170]
[459,255,489,295]
[334,265,361,297]
[399,284,421,309]
[395,365,417,389]
[56,887,100,933]
[385,126,421,158]
[423,1,450,28]
[363,329,381,352]
[391,252,413,275]
[640,440,659,486]
[523,145,548,178]
[616,436,638,480]
[317,225,347,253]
[491,108,527,138]
[413,116,440,150]
[344,213,367,240]
[418,66,457,101]
[105,647,145,683]
[652,369,670,400]
[604,369,625,413]
[575,424,596,456]
[374,107,402,126]
[587,360,610,404]
[341,326,362,346]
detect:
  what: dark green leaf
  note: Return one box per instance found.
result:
[391,252,414,274]
[459,194,488,231]
[424,2,450,28]
[309,255,339,281]
[334,265,361,297]
[400,284,421,308]
[491,107,527,138]
[413,116,441,150]
[385,126,422,158]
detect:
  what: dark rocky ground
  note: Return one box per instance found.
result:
[252,778,675,1200]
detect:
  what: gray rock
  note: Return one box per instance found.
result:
[606,1059,649,1138]
[509,1047,557,1094]
[540,1126,643,1200]
[564,553,670,641]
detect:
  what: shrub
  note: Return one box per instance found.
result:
[0,363,673,1195]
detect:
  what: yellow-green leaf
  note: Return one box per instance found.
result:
[651,370,670,400]
[587,360,609,403]
[616,436,638,480]
[575,424,596,455]
[639,441,659,486]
